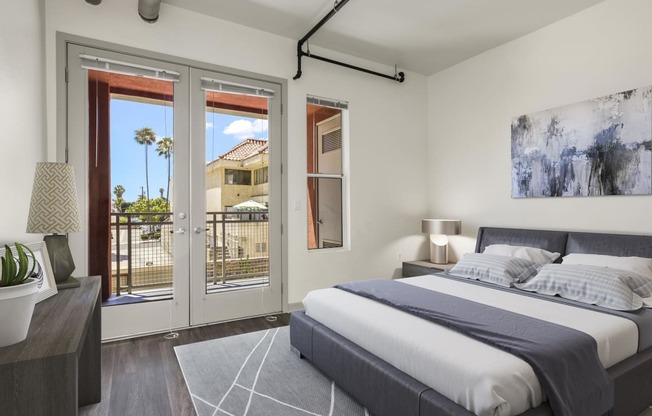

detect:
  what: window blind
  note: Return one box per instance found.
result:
[200,77,274,98]
[307,95,348,110]
[79,54,181,82]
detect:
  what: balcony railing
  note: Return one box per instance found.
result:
[110,211,269,296]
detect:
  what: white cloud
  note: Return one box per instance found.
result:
[223,119,268,140]
[206,122,214,129]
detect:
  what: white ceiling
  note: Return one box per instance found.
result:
[162,0,606,75]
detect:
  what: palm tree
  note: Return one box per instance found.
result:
[113,184,126,212]
[156,137,173,211]
[134,127,157,212]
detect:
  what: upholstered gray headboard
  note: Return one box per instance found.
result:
[566,232,652,258]
[475,227,568,259]
[475,227,652,259]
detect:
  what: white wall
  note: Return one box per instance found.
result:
[0,1,46,245]
[44,0,429,305]
[427,0,652,258]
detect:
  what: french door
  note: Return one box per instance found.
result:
[189,68,282,325]
[66,44,282,339]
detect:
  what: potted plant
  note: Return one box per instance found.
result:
[0,243,39,348]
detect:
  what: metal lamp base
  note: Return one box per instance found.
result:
[43,234,80,290]
[430,243,448,264]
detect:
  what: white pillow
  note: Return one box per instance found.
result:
[483,244,560,268]
[562,253,652,279]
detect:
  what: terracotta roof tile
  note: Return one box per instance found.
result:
[218,139,268,161]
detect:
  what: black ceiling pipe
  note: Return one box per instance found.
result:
[293,0,349,81]
[300,0,350,48]
[293,0,404,83]
[303,52,405,83]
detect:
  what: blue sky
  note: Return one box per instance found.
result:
[110,98,268,202]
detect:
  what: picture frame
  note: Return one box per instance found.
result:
[511,85,652,198]
[0,241,58,303]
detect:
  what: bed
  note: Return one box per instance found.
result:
[290,227,652,416]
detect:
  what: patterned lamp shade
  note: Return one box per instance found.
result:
[27,162,81,234]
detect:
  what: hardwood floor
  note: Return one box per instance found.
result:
[79,313,652,416]
[79,314,290,416]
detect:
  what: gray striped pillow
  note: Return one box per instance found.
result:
[515,264,652,311]
[449,253,538,287]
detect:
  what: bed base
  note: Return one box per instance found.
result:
[291,227,652,415]
[291,311,652,416]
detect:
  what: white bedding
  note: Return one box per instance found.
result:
[302,275,639,416]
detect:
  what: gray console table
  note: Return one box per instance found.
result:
[0,276,102,415]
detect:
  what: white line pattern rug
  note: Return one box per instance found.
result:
[175,326,369,416]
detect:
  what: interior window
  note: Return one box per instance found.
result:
[306,96,348,250]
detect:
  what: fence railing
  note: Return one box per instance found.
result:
[110,211,269,296]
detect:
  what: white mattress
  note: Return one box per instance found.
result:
[302,275,639,416]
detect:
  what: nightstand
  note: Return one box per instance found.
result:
[402,260,456,277]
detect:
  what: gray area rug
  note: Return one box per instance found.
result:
[175,326,652,416]
[175,326,369,416]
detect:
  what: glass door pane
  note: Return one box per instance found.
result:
[89,70,177,302]
[204,90,269,293]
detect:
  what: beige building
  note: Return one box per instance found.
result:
[205,138,269,212]
[204,139,269,263]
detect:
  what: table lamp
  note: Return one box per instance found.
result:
[27,162,82,289]
[421,219,461,264]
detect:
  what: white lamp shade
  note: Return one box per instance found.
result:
[422,219,461,235]
[26,163,81,234]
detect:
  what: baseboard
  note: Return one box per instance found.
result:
[101,311,285,343]
[288,302,304,313]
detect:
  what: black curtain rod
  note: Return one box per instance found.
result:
[293,0,405,83]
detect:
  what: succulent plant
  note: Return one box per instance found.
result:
[0,244,37,287]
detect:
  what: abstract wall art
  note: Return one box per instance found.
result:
[511,86,652,198]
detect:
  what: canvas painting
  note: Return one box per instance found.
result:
[511,87,652,198]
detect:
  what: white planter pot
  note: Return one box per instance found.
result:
[0,278,38,348]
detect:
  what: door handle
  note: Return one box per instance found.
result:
[193,227,206,234]
[317,219,324,224]
[174,227,186,234]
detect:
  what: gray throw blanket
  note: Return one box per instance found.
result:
[335,279,613,416]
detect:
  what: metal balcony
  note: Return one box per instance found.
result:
[110,211,269,299]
